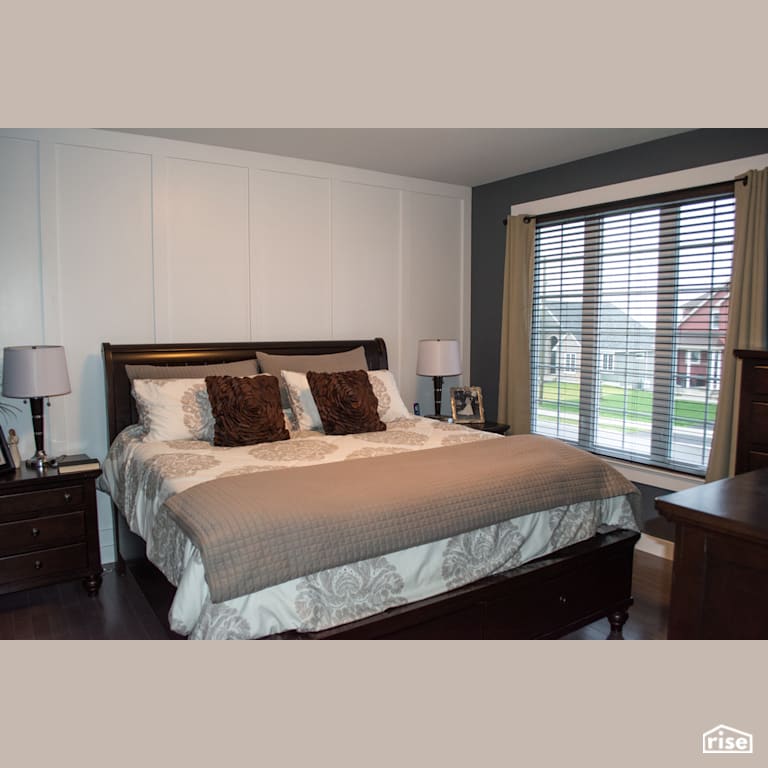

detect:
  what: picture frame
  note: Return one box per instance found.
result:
[0,425,15,474]
[450,385,485,424]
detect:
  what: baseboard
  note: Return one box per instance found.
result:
[636,533,674,560]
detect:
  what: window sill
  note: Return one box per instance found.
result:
[602,457,704,492]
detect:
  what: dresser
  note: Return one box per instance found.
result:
[0,465,103,596]
[734,348,768,474]
[655,468,768,639]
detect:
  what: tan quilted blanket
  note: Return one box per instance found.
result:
[164,434,638,603]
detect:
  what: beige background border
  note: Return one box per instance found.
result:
[2,1,766,766]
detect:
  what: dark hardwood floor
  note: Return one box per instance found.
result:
[0,564,172,640]
[0,550,672,640]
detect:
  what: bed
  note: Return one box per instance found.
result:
[100,337,642,640]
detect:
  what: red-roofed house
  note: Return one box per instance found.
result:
[676,287,729,390]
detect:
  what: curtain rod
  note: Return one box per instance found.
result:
[502,174,749,225]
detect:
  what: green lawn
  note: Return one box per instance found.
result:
[537,381,718,428]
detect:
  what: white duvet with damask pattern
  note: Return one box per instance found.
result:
[100,417,639,639]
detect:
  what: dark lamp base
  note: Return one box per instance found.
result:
[26,450,58,470]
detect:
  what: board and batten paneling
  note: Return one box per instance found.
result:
[53,143,155,563]
[0,138,42,347]
[331,179,402,376]
[0,136,44,461]
[402,191,467,415]
[251,169,333,340]
[0,128,470,563]
[162,157,251,342]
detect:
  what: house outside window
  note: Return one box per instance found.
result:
[530,183,734,475]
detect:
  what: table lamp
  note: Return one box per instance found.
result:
[416,339,461,418]
[2,345,71,469]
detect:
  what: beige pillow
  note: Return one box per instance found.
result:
[255,347,368,376]
[126,358,259,380]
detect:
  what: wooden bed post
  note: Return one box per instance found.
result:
[607,607,631,639]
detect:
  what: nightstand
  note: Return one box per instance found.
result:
[0,464,103,596]
[464,421,510,435]
[425,415,510,435]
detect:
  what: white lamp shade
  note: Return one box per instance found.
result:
[416,339,461,377]
[2,345,71,398]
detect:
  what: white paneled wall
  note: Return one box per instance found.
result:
[331,180,402,368]
[251,169,333,340]
[0,138,42,352]
[163,158,251,342]
[403,191,468,415]
[0,129,471,563]
[54,143,156,450]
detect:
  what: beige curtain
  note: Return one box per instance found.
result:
[498,214,536,433]
[706,168,768,481]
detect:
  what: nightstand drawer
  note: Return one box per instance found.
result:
[0,543,88,587]
[0,484,83,520]
[0,511,85,557]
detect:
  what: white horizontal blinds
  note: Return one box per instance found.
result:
[530,185,735,475]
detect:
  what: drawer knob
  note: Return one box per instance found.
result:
[34,560,43,570]
[31,527,41,538]
[63,492,72,502]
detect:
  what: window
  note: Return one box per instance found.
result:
[530,183,734,475]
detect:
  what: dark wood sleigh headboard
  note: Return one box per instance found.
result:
[102,338,388,446]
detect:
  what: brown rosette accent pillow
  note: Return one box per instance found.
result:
[204,375,290,447]
[306,369,386,435]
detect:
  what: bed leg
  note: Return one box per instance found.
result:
[607,608,629,639]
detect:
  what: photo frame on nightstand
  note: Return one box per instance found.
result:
[0,426,15,474]
[450,386,485,424]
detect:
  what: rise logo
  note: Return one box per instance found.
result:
[702,725,753,755]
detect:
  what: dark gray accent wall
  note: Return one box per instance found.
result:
[636,482,677,542]
[471,128,768,421]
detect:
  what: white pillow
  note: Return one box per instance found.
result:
[367,369,411,421]
[280,368,410,432]
[132,374,294,442]
[280,370,323,431]
[132,378,215,442]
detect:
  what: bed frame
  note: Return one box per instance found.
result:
[102,338,640,640]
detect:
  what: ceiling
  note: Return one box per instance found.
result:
[107,128,691,187]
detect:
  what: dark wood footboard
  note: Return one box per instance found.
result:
[271,529,639,639]
[123,524,639,640]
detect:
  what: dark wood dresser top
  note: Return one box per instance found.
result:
[656,467,768,545]
[734,348,768,361]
